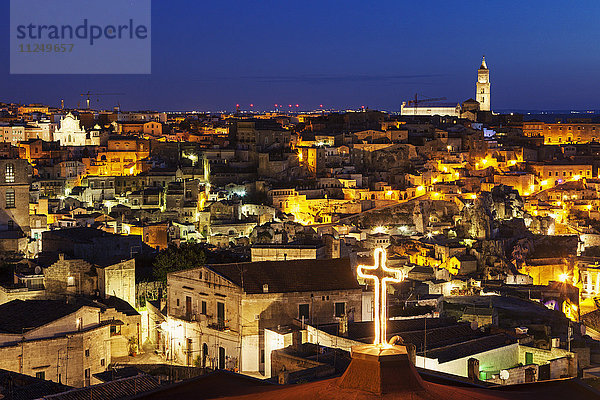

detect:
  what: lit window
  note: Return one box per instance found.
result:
[5,164,14,183]
[5,189,15,208]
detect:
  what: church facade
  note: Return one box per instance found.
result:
[53,113,99,146]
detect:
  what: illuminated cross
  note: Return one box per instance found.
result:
[357,247,405,346]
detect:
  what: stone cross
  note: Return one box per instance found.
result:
[357,247,405,346]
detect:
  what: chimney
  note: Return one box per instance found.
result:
[263,284,269,293]
[59,253,65,261]
[467,358,480,381]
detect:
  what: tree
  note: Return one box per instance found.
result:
[153,243,206,284]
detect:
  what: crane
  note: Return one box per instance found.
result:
[406,94,447,115]
[80,92,125,110]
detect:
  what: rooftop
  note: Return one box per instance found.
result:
[0,300,86,334]
[205,258,360,294]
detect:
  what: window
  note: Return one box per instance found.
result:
[299,304,310,321]
[101,358,105,367]
[5,189,15,209]
[36,371,45,380]
[201,301,207,315]
[334,302,346,317]
[110,324,121,336]
[217,302,225,325]
[67,276,75,287]
[525,352,534,365]
[85,349,90,357]
[177,298,180,307]
[5,164,14,183]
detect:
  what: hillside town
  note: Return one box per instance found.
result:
[0,58,600,398]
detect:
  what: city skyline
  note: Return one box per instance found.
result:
[3,1,600,395]
[2,0,600,111]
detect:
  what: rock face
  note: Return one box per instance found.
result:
[460,185,524,240]
[489,185,524,220]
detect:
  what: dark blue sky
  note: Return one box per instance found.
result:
[2,1,600,112]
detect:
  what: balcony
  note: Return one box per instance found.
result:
[208,320,229,331]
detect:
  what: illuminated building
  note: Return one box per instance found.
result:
[166,258,362,375]
[250,242,326,262]
[53,113,96,146]
[83,136,150,176]
[401,101,462,117]
[531,163,592,182]
[523,121,600,144]
[476,56,491,111]
[116,120,163,136]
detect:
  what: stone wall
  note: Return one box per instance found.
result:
[44,257,97,296]
[98,259,136,307]
[0,324,110,387]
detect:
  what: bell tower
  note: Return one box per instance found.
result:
[476,56,491,111]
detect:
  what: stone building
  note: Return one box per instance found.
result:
[43,254,98,298]
[0,300,111,387]
[530,163,592,182]
[0,158,32,253]
[250,243,326,262]
[523,121,600,144]
[83,136,150,176]
[42,253,136,308]
[42,228,143,265]
[167,258,362,375]
[97,259,136,308]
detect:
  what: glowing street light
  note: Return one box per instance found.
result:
[357,248,405,347]
[559,273,569,283]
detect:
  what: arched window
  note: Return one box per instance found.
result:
[5,163,14,183]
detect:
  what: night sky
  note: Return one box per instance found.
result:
[2,0,600,112]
